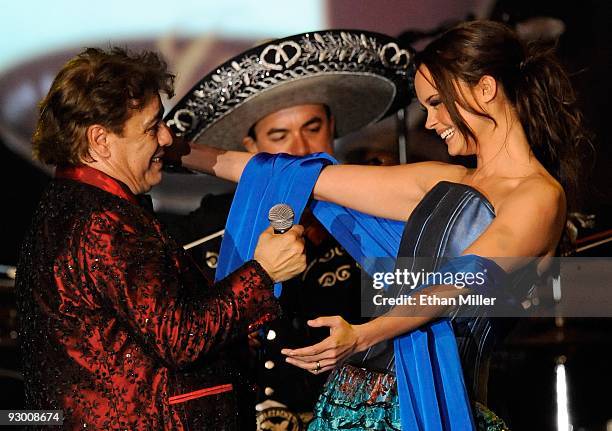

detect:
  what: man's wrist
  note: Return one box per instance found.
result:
[248,259,274,289]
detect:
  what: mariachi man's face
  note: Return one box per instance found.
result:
[243,104,334,156]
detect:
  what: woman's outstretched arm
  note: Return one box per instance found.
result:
[182,143,462,221]
[310,161,459,220]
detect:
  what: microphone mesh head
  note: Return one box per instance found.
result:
[268,204,294,232]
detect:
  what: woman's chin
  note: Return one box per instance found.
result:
[445,139,472,157]
[446,142,459,156]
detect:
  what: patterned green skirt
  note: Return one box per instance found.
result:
[307,364,509,431]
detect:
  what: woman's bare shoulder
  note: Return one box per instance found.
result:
[512,173,565,202]
[503,172,565,212]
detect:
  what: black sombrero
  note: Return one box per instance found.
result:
[165,29,415,150]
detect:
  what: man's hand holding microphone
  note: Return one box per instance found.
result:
[254,204,306,282]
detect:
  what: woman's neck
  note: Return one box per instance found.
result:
[472,107,538,181]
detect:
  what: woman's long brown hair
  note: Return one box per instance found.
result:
[416,20,592,210]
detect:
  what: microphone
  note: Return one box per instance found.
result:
[268,204,294,234]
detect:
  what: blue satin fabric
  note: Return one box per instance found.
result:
[216,153,505,430]
[310,202,405,276]
[394,255,506,431]
[214,152,334,296]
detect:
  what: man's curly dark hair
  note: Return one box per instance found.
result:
[33,47,175,166]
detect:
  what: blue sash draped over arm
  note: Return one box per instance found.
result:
[214,153,334,296]
[216,152,505,430]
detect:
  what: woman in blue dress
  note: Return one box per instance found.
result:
[180,20,590,430]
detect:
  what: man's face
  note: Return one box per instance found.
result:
[243,104,334,156]
[106,95,173,194]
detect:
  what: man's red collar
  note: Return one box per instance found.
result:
[55,165,139,205]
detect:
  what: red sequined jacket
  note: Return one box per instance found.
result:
[16,166,279,430]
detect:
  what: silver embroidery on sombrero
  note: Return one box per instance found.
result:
[260,41,301,70]
[166,31,412,140]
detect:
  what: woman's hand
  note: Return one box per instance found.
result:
[281,301,452,375]
[182,143,253,182]
[281,316,364,374]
